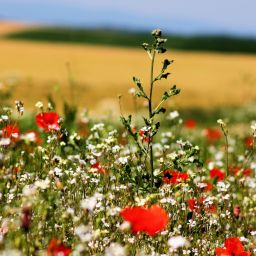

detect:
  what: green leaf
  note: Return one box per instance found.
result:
[153,107,166,116]
[133,77,142,89]
[156,47,166,54]
[133,77,148,99]
[143,117,151,126]
[142,43,152,55]
[162,85,180,101]
[142,43,149,51]
[154,72,170,82]
[162,59,173,70]
[120,115,132,130]
[135,91,144,98]
[125,165,131,174]
[155,122,160,130]
[152,122,161,136]
[161,72,170,79]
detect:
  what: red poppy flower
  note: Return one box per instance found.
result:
[2,124,20,142]
[188,199,198,212]
[238,253,251,256]
[210,168,225,181]
[91,162,109,174]
[36,112,60,132]
[188,198,216,214]
[162,170,189,185]
[204,128,222,142]
[244,136,253,148]
[242,168,253,177]
[229,166,240,176]
[139,130,151,143]
[215,237,251,256]
[198,181,212,192]
[120,205,168,236]
[229,166,253,177]
[184,119,197,129]
[48,239,72,256]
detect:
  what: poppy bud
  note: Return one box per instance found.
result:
[233,205,240,219]
[55,179,63,190]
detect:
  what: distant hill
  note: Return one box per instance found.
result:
[0,20,33,36]
[5,26,256,54]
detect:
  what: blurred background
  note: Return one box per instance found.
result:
[0,0,256,120]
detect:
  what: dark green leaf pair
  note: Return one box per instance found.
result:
[162,85,180,101]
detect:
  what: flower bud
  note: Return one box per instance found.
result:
[151,29,162,38]
[233,205,240,219]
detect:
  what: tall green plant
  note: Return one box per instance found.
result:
[121,29,180,191]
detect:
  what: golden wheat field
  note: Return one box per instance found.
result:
[0,34,256,114]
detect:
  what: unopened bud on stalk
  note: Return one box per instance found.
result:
[151,29,162,38]
[217,119,226,127]
[233,205,240,219]
[15,100,24,116]
[35,101,44,110]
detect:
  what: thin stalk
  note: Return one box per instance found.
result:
[148,50,156,191]
[224,132,229,175]
[221,126,229,175]
[66,62,75,106]
[153,98,165,114]
[133,95,138,127]
[242,132,255,169]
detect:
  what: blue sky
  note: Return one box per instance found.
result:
[1,0,256,37]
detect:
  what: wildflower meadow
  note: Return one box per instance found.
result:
[0,29,255,256]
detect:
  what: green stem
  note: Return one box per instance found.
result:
[153,99,165,114]
[148,50,156,191]
[242,132,255,169]
[222,128,229,175]
[225,133,229,175]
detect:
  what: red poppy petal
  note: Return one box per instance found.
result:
[224,237,244,254]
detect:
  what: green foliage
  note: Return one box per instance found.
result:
[121,29,180,191]
[0,28,255,256]
[6,27,256,54]
[162,85,180,101]
[63,102,77,132]
[133,77,148,99]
